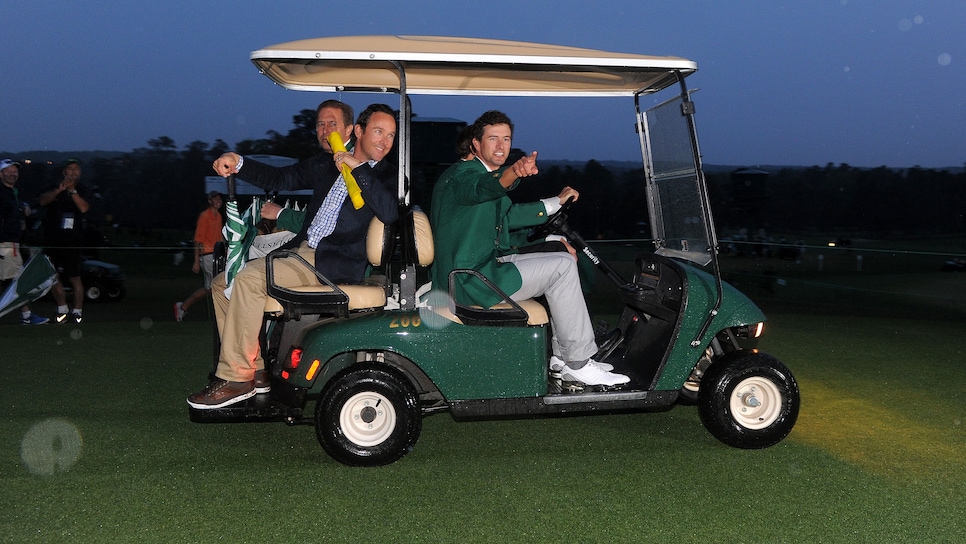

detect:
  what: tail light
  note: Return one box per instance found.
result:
[284,348,302,370]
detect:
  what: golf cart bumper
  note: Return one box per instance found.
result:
[187,381,308,423]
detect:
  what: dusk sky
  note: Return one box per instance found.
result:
[2,0,963,168]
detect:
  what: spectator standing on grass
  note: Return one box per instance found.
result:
[175,191,224,321]
[0,158,49,324]
[38,159,89,324]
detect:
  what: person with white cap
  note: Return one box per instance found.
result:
[0,158,50,324]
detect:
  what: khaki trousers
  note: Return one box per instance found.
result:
[212,242,319,382]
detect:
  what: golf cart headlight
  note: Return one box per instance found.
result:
[735,322,764,339]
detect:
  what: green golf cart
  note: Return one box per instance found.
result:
[189,35,800,467]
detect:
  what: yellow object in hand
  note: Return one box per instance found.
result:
[327,132,365,210]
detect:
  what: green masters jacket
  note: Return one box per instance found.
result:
[430,158,550,308]
[276,207,306,233]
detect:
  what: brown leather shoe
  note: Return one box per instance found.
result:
[254,370,271,394]
[186,379,255,409]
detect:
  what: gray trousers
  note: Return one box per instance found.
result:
[498,252,598,362]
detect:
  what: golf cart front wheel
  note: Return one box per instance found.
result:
[316,364,421,466]
[698,351,799,449]
[84,283,102,302]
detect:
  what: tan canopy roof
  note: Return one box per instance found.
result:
[250,35,696,97]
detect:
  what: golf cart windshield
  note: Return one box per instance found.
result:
[641,94,714,266]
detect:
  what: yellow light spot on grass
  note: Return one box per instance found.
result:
[790,378,966,484]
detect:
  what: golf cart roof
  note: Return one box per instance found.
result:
[250,35,696,97]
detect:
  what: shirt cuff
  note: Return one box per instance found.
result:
[234,155,244,173]
[541,196,561,215]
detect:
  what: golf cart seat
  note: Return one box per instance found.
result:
[415,218,548,327]
[430,289,549,327]
[445,269,549,327]
[262,214,396,319]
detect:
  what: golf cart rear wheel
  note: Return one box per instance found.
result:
[105,285,125,301]
[316,364,421,467]
[698,351,799,449]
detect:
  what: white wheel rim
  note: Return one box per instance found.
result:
[340,391,397,447]
[729,376,782,430]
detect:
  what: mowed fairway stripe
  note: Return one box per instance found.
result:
[790,377,966,486]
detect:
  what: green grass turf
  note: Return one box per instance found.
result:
[1,249,964,542]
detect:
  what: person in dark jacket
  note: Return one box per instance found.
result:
[0,158,49,324]
[38,158,90,324]
[188,102,399,409]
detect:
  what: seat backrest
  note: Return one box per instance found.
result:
[411,209,434,267]
[368,209,433,267]
[367,209,432,267]
[366,215,395,267]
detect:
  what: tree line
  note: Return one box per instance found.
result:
[707,163,966,238]
[9,109,965,242]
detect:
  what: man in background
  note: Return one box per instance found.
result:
[175,191,224,321]
[38,159,90,324]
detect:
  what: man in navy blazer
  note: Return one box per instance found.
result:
[188,102,399,409]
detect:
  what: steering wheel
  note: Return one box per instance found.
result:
[527,196,574,242]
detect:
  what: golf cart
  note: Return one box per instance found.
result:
[189,36,800,466]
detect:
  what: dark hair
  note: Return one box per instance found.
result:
[356,103,396,130]
[471,110,514,142]
[316,100,354,128]
[455,124,475,159]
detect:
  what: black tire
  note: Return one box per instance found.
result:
[315,364,421,466]
[698,351,799,449]
[105,285,125,301]
[677,383,699,405]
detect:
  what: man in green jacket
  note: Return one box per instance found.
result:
[430,111,628,387]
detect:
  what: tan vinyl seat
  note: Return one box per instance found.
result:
[263,215,394,316]
[429,297,549,326]
[422,218,549,326]
[263,283,387,314]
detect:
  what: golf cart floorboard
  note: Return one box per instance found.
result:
[448,388,679,419]
[187,393,307,424]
